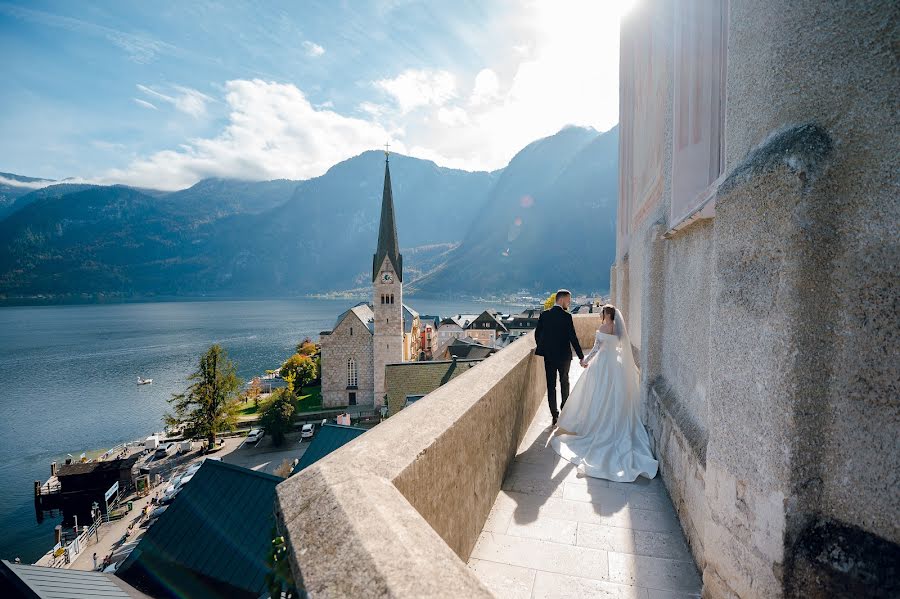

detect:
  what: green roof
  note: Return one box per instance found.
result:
[293,424,367,475]
[117,460,281,599]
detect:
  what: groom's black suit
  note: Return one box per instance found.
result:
[535,305,584,419]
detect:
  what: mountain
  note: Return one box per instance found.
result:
[413,125,618,296]
[0,153,497,299]
[0,127,617,301]
[0,172,57,219]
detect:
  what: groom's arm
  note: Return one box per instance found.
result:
[566,313,584,360]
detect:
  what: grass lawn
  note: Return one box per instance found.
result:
[294,385,322,412]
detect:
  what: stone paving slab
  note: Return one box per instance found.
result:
[467,364,701,598]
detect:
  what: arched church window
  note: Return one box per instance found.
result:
[347,357,358,387]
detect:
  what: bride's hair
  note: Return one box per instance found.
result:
[602,305,616,322]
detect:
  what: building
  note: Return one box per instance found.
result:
[292,424,368,474]
[0,560,148,599]
[435,316,467,357]
[400,304,421,362]
[463,310,508,347]
[117,460,281,599]
[445,337,496,360]
[319,152,412,408]
[502,308,541,334]
[384,358,483,416]
[612,1,898,596]
[417,315,441,359]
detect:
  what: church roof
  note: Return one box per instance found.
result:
[333,302,374,334]
[372,157,403,282]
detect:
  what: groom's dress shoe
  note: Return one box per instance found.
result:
[552,415,558,426]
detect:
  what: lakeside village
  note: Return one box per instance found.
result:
[8,154,605,597]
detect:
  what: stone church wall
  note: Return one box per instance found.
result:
[321,315,375,408]
[615,1,898,597]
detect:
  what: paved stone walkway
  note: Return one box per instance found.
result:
[468,365,701,599]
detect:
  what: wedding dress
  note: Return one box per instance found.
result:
[550,308,658,482]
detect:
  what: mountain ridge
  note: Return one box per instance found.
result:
[0,126,617,301]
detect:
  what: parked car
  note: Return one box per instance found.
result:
[245,429,264,445]
[300,423,315,440]
[154,442,177,459]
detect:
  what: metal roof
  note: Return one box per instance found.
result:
[293,424,367,475]
[0,560,144,599]
[117,460,281,598]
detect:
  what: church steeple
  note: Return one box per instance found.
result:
[372,152,403,282]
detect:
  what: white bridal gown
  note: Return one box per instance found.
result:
[551,315,658,482]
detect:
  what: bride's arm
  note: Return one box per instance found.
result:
[580,333,605,366]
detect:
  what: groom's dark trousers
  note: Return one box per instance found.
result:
[534,305,584,418]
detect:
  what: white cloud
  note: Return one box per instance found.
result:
[98,80,392,190]
[469,68,500,106]
[0,175,57,189]
[302,40,325,57]
[375,69,456,113]
[136,84,212,118]
[368,0,626,172]
[437,106,469,127]
[133,98,158,110]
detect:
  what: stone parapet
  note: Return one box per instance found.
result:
[276,315,602,597]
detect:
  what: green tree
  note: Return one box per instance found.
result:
[166,344,241,449]
[261,373,296,447]
[280,353,317,395]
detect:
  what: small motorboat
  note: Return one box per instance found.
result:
[137,376,153,385]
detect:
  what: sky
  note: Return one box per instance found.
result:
[0,0,630,191]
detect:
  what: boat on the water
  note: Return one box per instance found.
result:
[137,376,153,385]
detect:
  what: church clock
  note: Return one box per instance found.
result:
[381,272,394,284]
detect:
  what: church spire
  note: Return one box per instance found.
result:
[373,151,402,282]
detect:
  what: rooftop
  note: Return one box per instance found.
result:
[118,460,281,598]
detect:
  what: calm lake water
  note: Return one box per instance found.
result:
[0,297,520,562]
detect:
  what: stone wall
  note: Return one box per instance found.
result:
[614,1,899,596]
[320,314,374,408]
[275,315,601,598]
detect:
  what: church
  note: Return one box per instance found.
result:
[319,151,421,409]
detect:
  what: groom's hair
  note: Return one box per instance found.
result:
[555,289,571,301]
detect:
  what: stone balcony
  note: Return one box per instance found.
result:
[276,315,700,598]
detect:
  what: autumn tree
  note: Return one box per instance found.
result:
[280,353,317,395]
[166,344,241,449]
[295,337,318,356]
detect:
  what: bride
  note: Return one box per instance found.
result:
[550,305,658,482]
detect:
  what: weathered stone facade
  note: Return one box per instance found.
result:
[616,1,899,596]
[373,255,404,407]
[320,305,375,408]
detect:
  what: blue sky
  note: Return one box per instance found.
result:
[0,1,627,190]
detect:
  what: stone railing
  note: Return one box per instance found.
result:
[275,314,602,598]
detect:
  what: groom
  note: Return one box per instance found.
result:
[535,289,584,426]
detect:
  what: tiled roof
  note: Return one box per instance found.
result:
[293,424,367,474]
[56,455,140,477]
[117,460,281,598]
[0,560,144,599]
[384,359,483,416]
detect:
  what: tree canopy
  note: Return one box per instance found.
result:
[280,353,317,394]
[166,344,241,447]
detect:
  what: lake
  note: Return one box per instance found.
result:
[0,297,522,562]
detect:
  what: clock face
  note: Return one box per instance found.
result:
[381,272,394,283]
